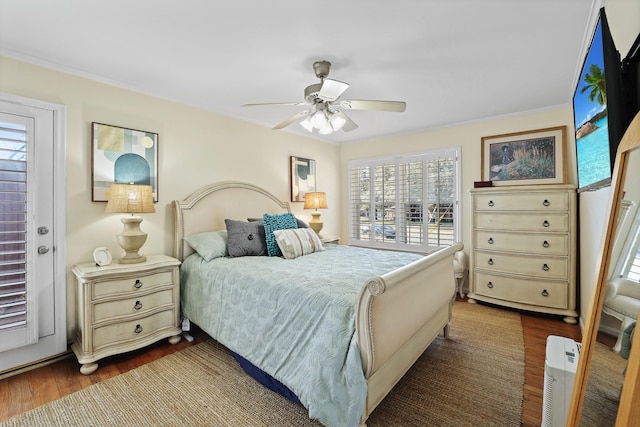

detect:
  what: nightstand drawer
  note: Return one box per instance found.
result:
[93,288,175,323]
[93,309,175,350]
[92,271,173,299]
[473,272,567,309]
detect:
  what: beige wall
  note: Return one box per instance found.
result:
[0,55,341,338]
[340,108,576,266]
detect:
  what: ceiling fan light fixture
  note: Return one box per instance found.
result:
[318,123,334,135]
[328,112,346,132]
[300,117,313,132]
[310,110,328,128]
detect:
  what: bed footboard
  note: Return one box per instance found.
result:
[357,242,463,423]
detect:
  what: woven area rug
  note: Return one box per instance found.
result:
[2,302,524,427]
[580,342,627,426]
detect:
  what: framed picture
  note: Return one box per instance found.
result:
[290,156,316,202]
[92,122,158,202]
[481,126,567,186]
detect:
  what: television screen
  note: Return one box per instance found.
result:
[573,9,623,192]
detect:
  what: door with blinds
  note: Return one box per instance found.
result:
[0,96,66,373]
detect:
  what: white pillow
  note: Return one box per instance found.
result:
[273,228,324,259]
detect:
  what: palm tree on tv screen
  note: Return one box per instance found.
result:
[580,63,606,106]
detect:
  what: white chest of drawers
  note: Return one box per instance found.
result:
[468,185,578,323]
[71,254,182,374]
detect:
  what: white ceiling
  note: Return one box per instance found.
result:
[0,0,602,144]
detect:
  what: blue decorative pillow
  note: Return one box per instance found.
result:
[262,213,298,257]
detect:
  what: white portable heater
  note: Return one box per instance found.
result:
[541,335,581,427]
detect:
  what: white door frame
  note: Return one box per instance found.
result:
[0,93,67,373]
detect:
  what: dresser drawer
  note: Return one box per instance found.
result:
[92,271,174,299]
[475,251,567,279]
[474,230,568,255]
[475,212,568,232]
[93,288,175,323]
[474,192,569,211]
[93,309,175,350]
[473,272,567,309]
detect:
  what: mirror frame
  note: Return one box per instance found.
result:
[567,111,640,426]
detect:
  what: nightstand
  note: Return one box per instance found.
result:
[321,236,340,244]
[71,254,182,375]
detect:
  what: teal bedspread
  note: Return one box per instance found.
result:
[180,244,423,427]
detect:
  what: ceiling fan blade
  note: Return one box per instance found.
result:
[334,110,358,132]
[318,79,350,102]
[242,101,307,107]
[272,110,311,130]
[338,99,406,112]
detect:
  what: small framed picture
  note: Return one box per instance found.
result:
[290,156,316,202]
[92,122,159,201]
[481,126,567,186]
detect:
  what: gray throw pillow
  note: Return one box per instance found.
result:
[224,219,267,257]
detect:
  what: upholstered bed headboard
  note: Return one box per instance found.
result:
[171,181,291,261]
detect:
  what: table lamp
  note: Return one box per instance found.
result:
[105,183,155,264]
[303,191,327,237]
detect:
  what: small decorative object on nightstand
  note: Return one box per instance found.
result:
[304,191,327,237]
[71,254,182,375]
[320,236,340,244]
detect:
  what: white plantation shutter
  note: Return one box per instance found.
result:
[0,122,29,335]
[349,147,460,252]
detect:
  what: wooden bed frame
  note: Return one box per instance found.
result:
[172,181,463,426]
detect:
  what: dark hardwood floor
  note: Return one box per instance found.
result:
[0,299,583,426]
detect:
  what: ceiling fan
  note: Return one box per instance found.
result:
[242,60,406,135]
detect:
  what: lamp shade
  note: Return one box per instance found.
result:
[303,192,327,210]
[105,183,155,214]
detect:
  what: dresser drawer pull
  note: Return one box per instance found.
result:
[487,258,494,265]
[542,264,550,271]
[488,200,494,207]
[486,281,494,289]
[134,301,143,310]
[541,289,549,297]
[134,279,143,289]
[543,199,550,207]
[488,237,494,244]
[542,220,550,227]
[134,324,143,334]
[542,240,550,248]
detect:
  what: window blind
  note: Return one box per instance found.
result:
[0,123,27,332]
[349,148,459,252]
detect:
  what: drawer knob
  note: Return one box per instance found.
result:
[488,200,494,207]
[488,258,494,265]
[487,281,494,289]
[134,279,143,289]
[542,240,550,248]
[542,263,550,271]
[541,289,549,297]
[488,237,494,244]
[134,300,143,310]
[542,220,550,228]
[543,199,550,207]
[134,324,143,334]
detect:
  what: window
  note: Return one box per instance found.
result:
[0,122,27,333]
[348,147,460,253]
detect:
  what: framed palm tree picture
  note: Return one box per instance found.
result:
[481,126,567,186]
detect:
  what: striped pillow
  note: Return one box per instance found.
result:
[273,228,324,259]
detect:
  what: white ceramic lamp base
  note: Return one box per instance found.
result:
[308,212,324,238]
[116,216,148,264]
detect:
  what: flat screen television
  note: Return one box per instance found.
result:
[573,8,624,192]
